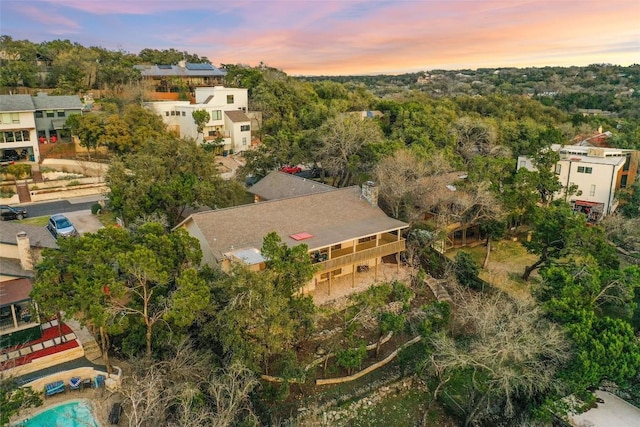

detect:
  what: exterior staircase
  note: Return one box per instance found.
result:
[15,180,31,203]
[425,278,452,303]
[82,340,103,363]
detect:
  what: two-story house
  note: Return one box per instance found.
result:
[32,92,83,144]
[517,144,636,221]
[1,93,83,163]
[175,179,408,300]
[0,95,38,163]
[144,86,253,154]
[0,223,57,348]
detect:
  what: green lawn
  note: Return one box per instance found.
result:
[16,216,49,226]
[447,239,538,299]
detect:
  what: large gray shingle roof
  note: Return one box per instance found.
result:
[0,222,58,249]
[32,93,83,110]
[249,171,336,201]
[178,186,408,261]
[0,95,35,112]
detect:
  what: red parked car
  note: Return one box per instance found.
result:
[280,165,302,174]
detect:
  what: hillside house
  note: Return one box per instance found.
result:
[0,224,56,348]
[134,61,226,101]
[144,86,255,154]
[175,182,408,299]
[517,144,638,221]
[248,171,335,202]
[1,93,83,163]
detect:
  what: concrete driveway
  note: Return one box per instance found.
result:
[63,210,104,235]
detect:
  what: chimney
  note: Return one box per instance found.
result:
[16,231,33,271]
[361,181,379,206]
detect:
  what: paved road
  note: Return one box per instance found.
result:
[21,195,106,218]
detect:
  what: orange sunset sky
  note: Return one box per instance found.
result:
[1,0,639,75]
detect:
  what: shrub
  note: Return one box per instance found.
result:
[335,342,367,375]
[91,203,102,215]
[454,251,482,289]
[67,180,81,187]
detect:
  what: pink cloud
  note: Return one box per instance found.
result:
[17,4,82,34]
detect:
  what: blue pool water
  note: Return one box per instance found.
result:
[16,400,99,427]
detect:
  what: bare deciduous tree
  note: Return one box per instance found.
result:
[120,341,258,427]
[429,291,569,426]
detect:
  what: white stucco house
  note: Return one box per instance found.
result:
[517,145,634,221]
[144,86,253,154]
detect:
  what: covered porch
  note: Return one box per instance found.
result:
[0,278,42,349]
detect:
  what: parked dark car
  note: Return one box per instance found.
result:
[0,205,27,220]
[2,149,27,161]
[47,214,78,238]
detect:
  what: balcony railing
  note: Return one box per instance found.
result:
[315,239,405,272]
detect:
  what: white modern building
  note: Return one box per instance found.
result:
[518,145,632,221]
[0,95,38,163]
[144,86,253,154]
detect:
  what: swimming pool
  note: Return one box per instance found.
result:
[15,399,99,427]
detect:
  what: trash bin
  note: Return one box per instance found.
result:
[222,150,228,157]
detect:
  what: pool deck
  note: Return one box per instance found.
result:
[11,392,121,427]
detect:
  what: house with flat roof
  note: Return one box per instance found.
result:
[134,61,226,101]
[175,182,408,298]
[144,86,254,154]
[517,144,635,221]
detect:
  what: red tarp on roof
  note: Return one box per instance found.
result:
[290,232,314,241]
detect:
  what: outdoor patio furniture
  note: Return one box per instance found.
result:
[44,380,65,397]
[69,376,82,390]
[94,374,106,388]
[82,378,92,389]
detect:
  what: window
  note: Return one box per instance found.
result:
[554,164,561,175]
[57,110,65,117]
[208,130,216,137]
[240,124,250,132]
[226,95,234,104]
[170,111,176,116]
[589,185,596,196]
[1,113,20,124]
[621,175,628,188]
[623,155,631,172]
[181,111,186,117]
[165,112,169,116]
[210,110,222,120]
[35,111,43,118]
[46,110,54,118]
[22,130,30,141]
[577,166,592,174]
[242,137,247,146]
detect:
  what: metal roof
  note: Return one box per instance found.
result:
[134,63,227,77]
